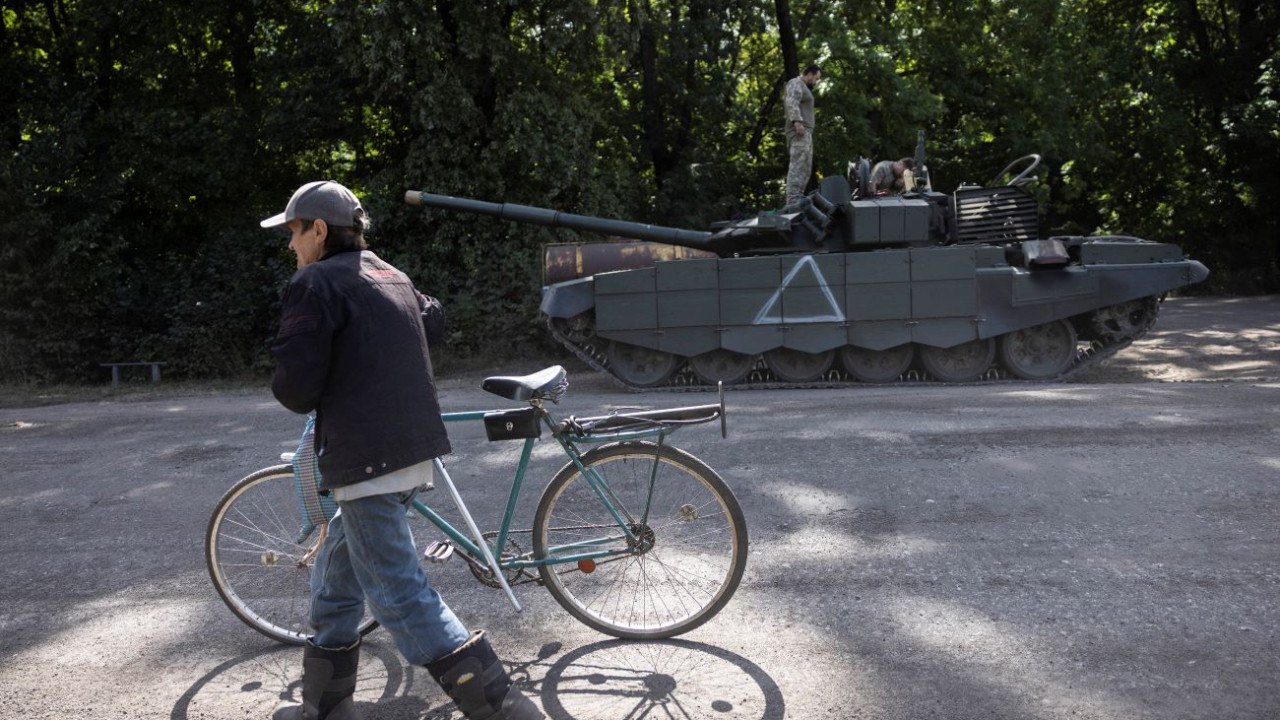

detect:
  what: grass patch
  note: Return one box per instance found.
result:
[0,378,271,409]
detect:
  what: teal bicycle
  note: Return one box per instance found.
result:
[205,366,746,645]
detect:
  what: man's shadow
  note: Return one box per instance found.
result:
[173,638,784,720]
[169,641,438,719]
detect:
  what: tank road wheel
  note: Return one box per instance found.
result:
[999,319,1078,380]
[839,344,915,383]
[1089,298,1160,342]
[919,339,997,383]
[689,349,756,385]
[763,348,835,383]
[607,342,679,388]
[550,312,596,344]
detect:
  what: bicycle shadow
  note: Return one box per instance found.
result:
[171,637,782,720]
[538,639,786,720]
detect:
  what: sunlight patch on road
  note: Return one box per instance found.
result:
[758,480,864,515]
[889,595,1147,718]
[0,486,65,510]
[1,595,198,671]
[1210,360,1273,372]
[757,523,942,565]
[1000,388,1104,401]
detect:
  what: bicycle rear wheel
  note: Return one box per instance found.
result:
[205,465,379,645]
[533,441,748,639]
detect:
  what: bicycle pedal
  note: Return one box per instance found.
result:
[422,541,454,564]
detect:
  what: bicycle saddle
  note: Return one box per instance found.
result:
[482,365,568,402]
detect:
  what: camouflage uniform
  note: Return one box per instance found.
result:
[783,75,816,207]
[870,160,900,193]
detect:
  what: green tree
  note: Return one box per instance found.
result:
[1,0,1275,383]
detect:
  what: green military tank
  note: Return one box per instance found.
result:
[406,140,1208,390]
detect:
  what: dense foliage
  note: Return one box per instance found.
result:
[1,0,1276,381]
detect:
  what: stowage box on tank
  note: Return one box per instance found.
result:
[406,144,1208,390]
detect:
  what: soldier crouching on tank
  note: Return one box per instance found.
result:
[869,157,916,195]
[262,180,543,720]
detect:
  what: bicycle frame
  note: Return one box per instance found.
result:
[285,378,725,616]
[417,407,682,613]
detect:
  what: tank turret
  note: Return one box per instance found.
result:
[406,146,1208,390]
[408,177,939,257]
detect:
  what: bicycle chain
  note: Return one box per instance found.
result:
[463,524,642,587]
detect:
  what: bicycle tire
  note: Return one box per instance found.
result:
[533,441,748,639]
[205,465,379,645]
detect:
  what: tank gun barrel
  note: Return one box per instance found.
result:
[405,190,714,247]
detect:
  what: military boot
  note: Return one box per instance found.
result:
[425,631,543,720]
[275,640,361,720]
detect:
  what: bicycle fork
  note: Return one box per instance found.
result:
[431,458,523,613]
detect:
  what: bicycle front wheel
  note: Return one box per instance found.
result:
[205,465,379,645]
[533,441,748,639]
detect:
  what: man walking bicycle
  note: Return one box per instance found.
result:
[263,180,543,720]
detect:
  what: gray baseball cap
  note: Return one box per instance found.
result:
[260,180,365,229]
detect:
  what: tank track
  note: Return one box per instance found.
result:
[548,298,1161,393]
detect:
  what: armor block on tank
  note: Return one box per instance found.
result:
[655,259,718,328]
[849,201,880,245]
[845,251,911,321]
[595,268,656,331]
[909,247,980,347]
[717,257,783,355]
[773,255,846,352]
[653,259,720,355]
[849,199,931,246]
[910,247,977,317]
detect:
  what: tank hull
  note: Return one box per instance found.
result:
[542,238,1209,389]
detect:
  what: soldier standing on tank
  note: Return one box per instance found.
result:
[783,64,821,208]
[870,157,916,195]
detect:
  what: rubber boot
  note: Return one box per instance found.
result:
[276,640,362,720]
[425,631,544,720]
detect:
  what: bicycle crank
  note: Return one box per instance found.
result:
[464,533,540,589]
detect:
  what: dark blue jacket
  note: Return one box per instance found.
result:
[271,248,450,490]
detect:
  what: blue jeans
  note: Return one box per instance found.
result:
[310,488,471,664]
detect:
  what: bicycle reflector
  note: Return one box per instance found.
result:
[577,559,597,574]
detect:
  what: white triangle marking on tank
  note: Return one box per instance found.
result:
[753,255,846,325]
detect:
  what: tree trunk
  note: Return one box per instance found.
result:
[775,0,797,79]
[223,2,256,106]
[635,0,674,183]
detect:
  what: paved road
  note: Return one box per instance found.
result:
[1,296,1278,719]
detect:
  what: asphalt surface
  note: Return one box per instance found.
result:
[1,295,1277,720]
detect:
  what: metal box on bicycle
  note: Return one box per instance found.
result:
[483,407,543,441]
